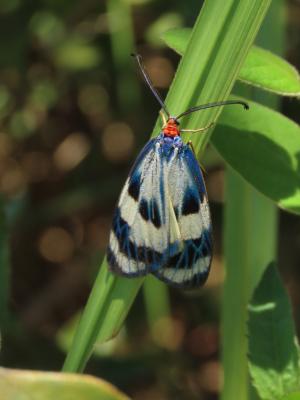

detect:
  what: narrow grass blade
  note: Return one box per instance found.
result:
[63,262,143,372]
[162,28,300,96]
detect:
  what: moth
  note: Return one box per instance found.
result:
[107,54,248,289]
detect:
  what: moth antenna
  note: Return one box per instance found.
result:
[131,53,170,118]
[176,100,249,120]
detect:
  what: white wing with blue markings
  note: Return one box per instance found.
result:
[107,136,212,288]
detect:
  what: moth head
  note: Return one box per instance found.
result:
[169,117,179,126]
[163,117,180,137]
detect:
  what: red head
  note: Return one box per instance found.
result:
[163,118,180,137]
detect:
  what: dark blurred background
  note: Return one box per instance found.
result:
[0,1,299,399]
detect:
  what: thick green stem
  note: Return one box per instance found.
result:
[143,276,171,338]
[222,172,278,400]
[221,1,283,399]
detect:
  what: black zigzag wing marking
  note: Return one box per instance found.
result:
[107,245,122,274]
[128,139,180,251]
[108,204,164,276]
[139,198,161,228]
[151,144,213,289]
[107,137,171,276]
[128,171,141,201]
[152,229,213,288]
[139,198,149,221]
[182,187,200,215]
[107,139,157,276]
[150,198,162,228]
[112,208,162,265]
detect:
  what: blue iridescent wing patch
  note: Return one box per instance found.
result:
[107,135,212,289]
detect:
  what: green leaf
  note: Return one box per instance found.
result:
[0,367,129,400]
[161,27,190,55]
[162,28,300,96]
[239,46,300,96]
[211,97,300,214]
[248,263,300,400]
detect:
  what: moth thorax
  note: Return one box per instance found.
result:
[163,118,180,137]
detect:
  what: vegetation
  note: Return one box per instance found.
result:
[0,0,300,399]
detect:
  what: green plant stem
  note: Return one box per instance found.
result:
[63,262,143,372]
[107,0,139,115]
[143,276,171,337]
[63,0,271,373]
[221,1,283,399]
[222,173,278,400]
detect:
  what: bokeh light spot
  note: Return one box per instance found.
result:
[101,122,134,162]
[152,317,184,350]
[144,56,174,88]
[29,11,65,45]
[78,84,109,117]
[0,158,27,195]
[196,361,223,393]
[186,324,218,357]
[53,132,91,172]
[38,227,75,263]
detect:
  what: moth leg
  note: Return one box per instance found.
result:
[181,122,214,133]
[160,110,167,128]
[187,140,196,155]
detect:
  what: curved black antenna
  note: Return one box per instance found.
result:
[131,53,170,118]
[176,100,249,120]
